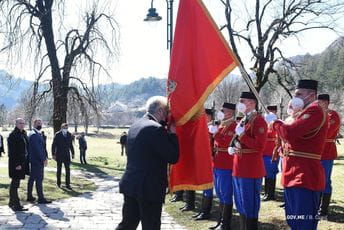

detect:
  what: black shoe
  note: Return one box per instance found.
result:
[65,185,72,190]
[26,197,36,203]
[279,203,285,208]
[38,199,52,204]
[11,206,28,212]
[192,212,202,218]
[195,212,211,220]
[57,183,61,188]
[171,194,184,202]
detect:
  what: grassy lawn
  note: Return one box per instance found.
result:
[0,126,128,206]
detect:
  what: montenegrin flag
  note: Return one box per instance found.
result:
[168,0,238,191]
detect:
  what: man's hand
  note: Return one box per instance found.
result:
[15,165,22,170]
[235,124,245,136]
[44,160,48,167]
[264,112,278,124]
[168,120,177,134]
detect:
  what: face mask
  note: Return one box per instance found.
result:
[287,108,293,116]
[216,111,225,121]
[62,128,68,134]
[236,102,246,113]
[290,97,304,111]
[36,125,42,130]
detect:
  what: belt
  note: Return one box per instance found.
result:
[282,149,321,160]
[266,138,276,142]
[325,139,336,143]
[214,147,228,152]
[237,149,257,154]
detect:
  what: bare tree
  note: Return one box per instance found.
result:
[221,0,344,93]
[0,0,119,132]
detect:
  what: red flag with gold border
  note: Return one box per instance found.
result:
[168,0,238,191]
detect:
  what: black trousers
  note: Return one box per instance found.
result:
[116,195,163,230]
[56,160,70,186]
[9,178,21,207]
[80,150,87,164]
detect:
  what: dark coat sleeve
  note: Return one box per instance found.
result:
[29,133,46,164]
[151,127,179,164]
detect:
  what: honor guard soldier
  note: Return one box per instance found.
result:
[318,94,341,217]
[262,105,279,201]
[272,80,328,230]
[192,108,215,221]
[230,92,267,230]
[209,103,236,230]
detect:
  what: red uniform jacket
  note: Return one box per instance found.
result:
[322,110,341,160]
[213,118,236,170]
[262,126,277,156]
[233,112,267,178]
[273,101,328,191]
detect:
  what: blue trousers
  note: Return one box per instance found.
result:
[263,156,279,179]
[233,177,262,218]
[203,188,213,198]
[284,187,321,230]
[27,164,44,199]
[321,160,334,194]
[214,169,233,205]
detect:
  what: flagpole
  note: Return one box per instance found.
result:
[234,61,269,113]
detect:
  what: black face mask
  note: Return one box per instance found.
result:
[36,125,42,130]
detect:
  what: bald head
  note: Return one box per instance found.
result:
[15,118,25,131]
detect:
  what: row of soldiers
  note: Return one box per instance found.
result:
[170,79,341,230]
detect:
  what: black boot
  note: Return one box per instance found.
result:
[319,193,331,217]
[180,190,195,211]
[246,218,258,230]
[171,190,184,202]
[192,196,204,218]
[214,204,232,230]
[209,203,223,229]
[195,196,212,220]
[262,178,275,201]
[239,214,246,230]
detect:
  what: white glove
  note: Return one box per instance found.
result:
[235,124,245,136]
[208,125,218,134]
[264,112,278,124]
[228,146,236,155]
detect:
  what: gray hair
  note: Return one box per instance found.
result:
[146,96,168,114]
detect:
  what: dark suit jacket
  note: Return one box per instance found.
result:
[0,134,4,153]
[7,127,30,179]
[28,129,47,167]
[119,114,179,203]
[51,131,75,162]
[78,136,87,150]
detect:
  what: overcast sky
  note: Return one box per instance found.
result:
[0,0,342,84]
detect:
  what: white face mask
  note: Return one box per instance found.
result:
[216,111,225,121]
[287,108,293,116]
[62,128,68,134]
[290,97,304,111]
[236,102,246,114]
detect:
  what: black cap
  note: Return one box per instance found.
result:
[296,79,318,90]
[240,92,256,100]
[318,94,330,101]
[267,105,278,111]
[223,102,236,110]
[205,108,213,115]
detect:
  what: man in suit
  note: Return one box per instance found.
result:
[78,132,87,164]
[8,118,30,211]
[119,132,127,156]
[27,119,51,204]
[52,123,75,190]
[0,132,4,157]
[116,96,179,230]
